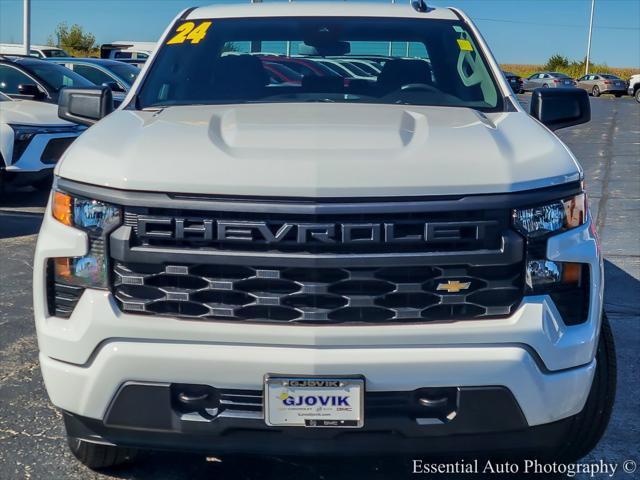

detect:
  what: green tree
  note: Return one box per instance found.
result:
[47,22,96,56]
[544,54,570,71]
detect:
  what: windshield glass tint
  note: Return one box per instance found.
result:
[42,49,69,58]
[108,63,140,86]
[137,17,502,111]
[27,62,94,90]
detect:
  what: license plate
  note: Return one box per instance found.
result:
[564,80,572,84]
[264,376,364,428]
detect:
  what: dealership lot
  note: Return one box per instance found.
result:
[0,96,638,479]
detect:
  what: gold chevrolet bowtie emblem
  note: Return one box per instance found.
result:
[437,280,471,293]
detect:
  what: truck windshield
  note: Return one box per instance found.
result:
[137,17,503,111]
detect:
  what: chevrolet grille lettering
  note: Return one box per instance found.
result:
[137,217,493,245]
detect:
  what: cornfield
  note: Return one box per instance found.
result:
[501,63,639,80]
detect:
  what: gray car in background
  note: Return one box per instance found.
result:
[576,73,627,97]
[523,72,576,91]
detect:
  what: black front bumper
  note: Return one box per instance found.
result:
[62,383,573,456]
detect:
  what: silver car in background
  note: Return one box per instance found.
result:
[576,73,627,97]
[523,72,576,91]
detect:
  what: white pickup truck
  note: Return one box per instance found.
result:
[34,1,614,469]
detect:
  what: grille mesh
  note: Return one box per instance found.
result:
[113,262,523,324]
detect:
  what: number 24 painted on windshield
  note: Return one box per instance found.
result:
[167,21,212,45]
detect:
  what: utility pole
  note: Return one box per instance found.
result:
[286,0,292,56]
[250,0,262,53]
[23,0,31,56]
[585,0,595,75]
[389,0,395,56]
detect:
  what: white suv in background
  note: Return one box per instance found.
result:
[0,43,69,59]
[0,92,83,190]
[628,73,640,103]
[34,1,615,469]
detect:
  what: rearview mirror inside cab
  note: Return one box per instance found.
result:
[530,88,590,131]
[58,86,114,127]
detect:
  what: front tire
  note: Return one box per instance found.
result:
[555,313,616,462]
[635,88,640,103]
[67,436,139,470]
[592,85,601,97]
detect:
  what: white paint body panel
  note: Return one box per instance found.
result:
[57,104,581,197]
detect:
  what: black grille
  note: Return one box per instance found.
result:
[176,387,459,418]
[113,261,523,324]
[40,137,75,165]
[123,207,508,254]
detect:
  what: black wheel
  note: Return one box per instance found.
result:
[555,313,616,462]
[592,85,601,97]
[542,83,549,88]
[67,436,139,470]
[635,88,640,103]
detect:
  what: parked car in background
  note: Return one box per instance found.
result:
[0,91,83,190]
[263,62,303,85]
[629,74,640,103]
[503,71,523,94]
[0,43,69,59]
[100,41,156,62]
[260,55,341,79]
[523,72,576,91]
[49,58,140,93]
[311,58,372,79]
[576,73,627,97]
[0,56,94,104]
[337,58,382,76]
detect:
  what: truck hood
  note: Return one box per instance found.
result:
[57,103,581,197]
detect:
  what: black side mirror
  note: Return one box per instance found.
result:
[102,81,125,93]
[530,88,590,131]
[18,83,44,99]
[58,87,114,127]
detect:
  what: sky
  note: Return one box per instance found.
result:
[0,0,638,67]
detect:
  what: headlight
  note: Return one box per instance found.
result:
[9,124,84,163]
[512,193,586,238]
[51,190,121,288]
[53,191,121,232]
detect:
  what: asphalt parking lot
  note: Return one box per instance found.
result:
[0,95,638,480]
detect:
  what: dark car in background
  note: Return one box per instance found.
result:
[263,61,303,85]
[49,58,140,96]
[503,71,523,94]
[0,56,94,104]
[576,73,627,97]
